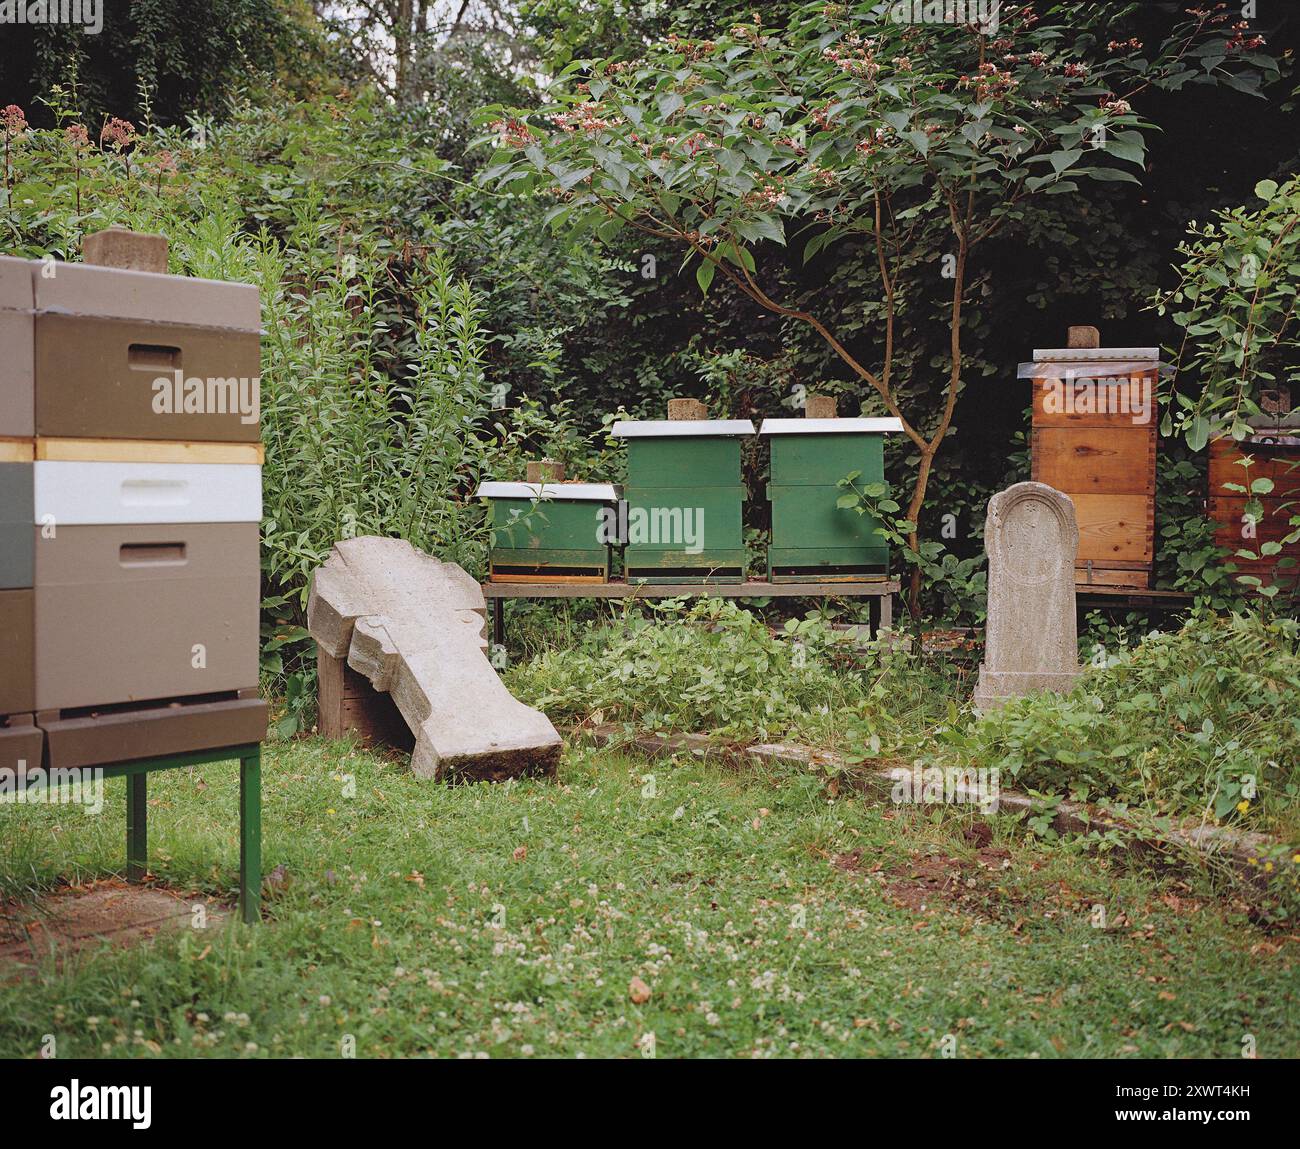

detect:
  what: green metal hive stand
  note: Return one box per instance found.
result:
[760,417,905,582]
[611,419,755,583]
[477,481,619,582]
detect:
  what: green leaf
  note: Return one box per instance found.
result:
[658,92,684,120]
[1049,149,1083,175]
[696,259,715,294]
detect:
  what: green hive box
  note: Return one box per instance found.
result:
[612,419,755,583]
[477,481,617,582]
[761,417,904,581]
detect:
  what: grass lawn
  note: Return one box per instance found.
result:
[1,738,1295,1059]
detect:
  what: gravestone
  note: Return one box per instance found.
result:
[973,482,1080,711]
[308,536,561,781]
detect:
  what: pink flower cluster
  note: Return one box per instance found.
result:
[554,102,619,134]
[101,117,136,149]
[1225,21,1265,51]
[664,33,715,61]
[822,35,881,81]
[1,105,27,135]
[488,118,531,149]
[959,62,1018,101]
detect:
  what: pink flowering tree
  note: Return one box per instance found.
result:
[478,1,1275,593]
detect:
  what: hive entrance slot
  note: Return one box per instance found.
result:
[128,343,181,370]
[119,542,187,566]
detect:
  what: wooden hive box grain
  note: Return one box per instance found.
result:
[1024,343,1160,588]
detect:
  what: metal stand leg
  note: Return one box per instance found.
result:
[493,598,505,650]
[240,749,262,924]
[126,772,147,882]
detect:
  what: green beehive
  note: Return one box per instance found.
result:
[612,418,755,583]
[477,481,618,582]
[760,417,905,581]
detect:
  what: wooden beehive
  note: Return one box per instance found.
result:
[760,416,904,581]
[610,417,754,584]
[1023,335,1160,589]
[0,237,267,773]
[478,479,618,583]
[1208,413,1300,593]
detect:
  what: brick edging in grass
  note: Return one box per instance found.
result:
[574,724,1281,880]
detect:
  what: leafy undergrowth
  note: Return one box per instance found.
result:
[941,613,1300,840]
[512,604,1299,834]
[0,740,1296,1058]
[507,597,959,749]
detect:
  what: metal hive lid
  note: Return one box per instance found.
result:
[476,481,618,502]
[760,418,905,435]
[1031,347,1160,361]
[611,420,755,438]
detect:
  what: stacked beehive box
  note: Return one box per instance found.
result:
[612,402,753,584]
[0,234,266,777]
[478,459,619,583]
[760,399,904,581]
[1021,330,1161,589]
[1209,404,1300,593]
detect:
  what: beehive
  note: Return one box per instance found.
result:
[0,243,266,774]
[1208,413,1300,593]
[1021,339,1160,589]
[477,480,618,582]
[760,417,904,581]
[611,418,754,583]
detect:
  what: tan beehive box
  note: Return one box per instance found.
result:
[33,261,262,442]
[1020,337,1160,589]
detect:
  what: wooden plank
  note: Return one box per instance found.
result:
[1076,585,1191,601]
[480,579,900,600]
[488,572,609,585]
[1032,426,1153,494]
[1071,493,1153,564]
[35,438,264,464]
[316,643,345,740]
[315,642,414,750]
[1209,497,1300,550]
[1031,376,1157,429]
[0,439,34,463]
[1074,567,1149,587]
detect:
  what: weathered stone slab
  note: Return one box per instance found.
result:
[973,483,1080,711]
[82,227,169,273]
[804,394,837,419]
[307,537,561,781]
[666,398,708,420]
